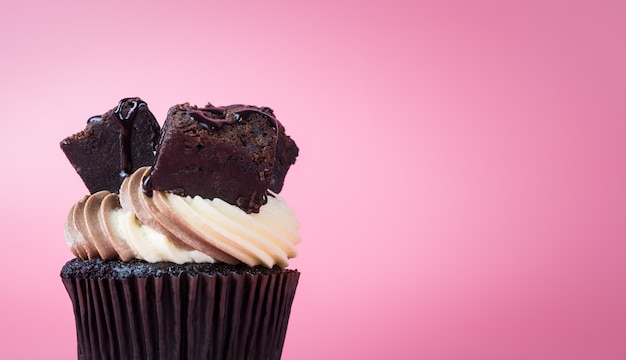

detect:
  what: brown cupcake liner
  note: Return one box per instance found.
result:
[62,270,299,360]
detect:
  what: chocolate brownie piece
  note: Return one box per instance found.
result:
[60,98,161,194]
[144,103,298,213]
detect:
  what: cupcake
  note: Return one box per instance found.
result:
[60,98,301,360]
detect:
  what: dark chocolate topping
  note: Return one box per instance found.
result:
[87,115,102,123]
[188,104,278,130]
[113,98,147,176]
[188,108,232,129]
[141,174,154,197]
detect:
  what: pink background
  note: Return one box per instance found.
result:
[1,0,625,359]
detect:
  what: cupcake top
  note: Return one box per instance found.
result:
[61,98,300,267]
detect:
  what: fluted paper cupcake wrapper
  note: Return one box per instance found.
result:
[62,270,299,360]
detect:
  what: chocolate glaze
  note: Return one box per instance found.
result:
[113,98,147,177]
[87,116,102,123]
[188,108,231,129]
[141,174,153,197]
[188,104,278,130]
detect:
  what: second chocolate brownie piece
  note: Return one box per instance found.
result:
[145,103,296,213]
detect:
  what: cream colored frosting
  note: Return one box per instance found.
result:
[65,167,301,267]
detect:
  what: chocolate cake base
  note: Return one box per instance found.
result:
[61,259,299,360]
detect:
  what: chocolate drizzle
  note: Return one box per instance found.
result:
[188,107,232,129]
[87,116,102,123]
[113,98,147,178]
[142,174,153,197]
[188,104,278,130]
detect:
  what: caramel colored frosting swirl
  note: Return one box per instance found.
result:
[64,167,301,267]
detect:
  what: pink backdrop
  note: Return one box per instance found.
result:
[1,0,625,359]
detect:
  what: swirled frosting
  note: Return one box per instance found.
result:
[64,167,301,267]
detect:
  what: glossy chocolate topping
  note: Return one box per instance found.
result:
[113,98,147,176]
[188,104,278,130]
